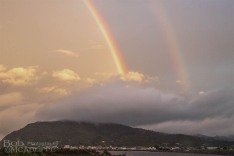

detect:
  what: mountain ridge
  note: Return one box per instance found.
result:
[1,121,234,147]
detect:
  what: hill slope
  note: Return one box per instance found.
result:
[1,121,234,147]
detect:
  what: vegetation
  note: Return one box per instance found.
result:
[1,121,234,147]
[0,148,126,156]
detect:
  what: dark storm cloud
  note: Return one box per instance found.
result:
[36,83,234,135]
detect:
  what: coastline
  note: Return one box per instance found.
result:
[109,150,234,156]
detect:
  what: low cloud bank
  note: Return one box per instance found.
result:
[36,83,234,136]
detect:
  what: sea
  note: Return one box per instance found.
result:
[110,151,221,156]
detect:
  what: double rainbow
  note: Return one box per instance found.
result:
[83,0,190,90]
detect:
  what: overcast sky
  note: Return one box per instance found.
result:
[0,0,234,138]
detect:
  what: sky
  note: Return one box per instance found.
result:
[0,0,234,138]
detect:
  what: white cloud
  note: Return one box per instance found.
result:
[199,91,206,95]
[122,71,160,85]
[56,49,79,57]
[52,69,81,82]
[94,71,159,85]
[0,67,38,86]
[122,71,145,82]
[38,86,69,97]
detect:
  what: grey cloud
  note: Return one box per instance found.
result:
[37,83,184,124]
[0,104,40,139]
[186,89,234,120]
[36,83,234,136]
[139,117,234,136]
[0,83,233,138]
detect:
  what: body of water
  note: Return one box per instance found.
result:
[110,151,221,156]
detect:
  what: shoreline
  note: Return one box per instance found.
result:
[109,150,234,155]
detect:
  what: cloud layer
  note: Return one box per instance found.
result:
[0,64,233,138]
[37,83,234,136]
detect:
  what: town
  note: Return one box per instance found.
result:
[1,141,234,155]
[63,144,234,152]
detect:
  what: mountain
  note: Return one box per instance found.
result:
[1,121,234,147]
[214,135,234,142]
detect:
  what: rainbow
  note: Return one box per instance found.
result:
[150,1,190,90]
[82,0,127,76]
[83,0,190,90]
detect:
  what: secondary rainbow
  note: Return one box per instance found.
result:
[151,1,190,90]
[82,0,127,76]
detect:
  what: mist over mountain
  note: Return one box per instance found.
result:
[1,121,234,147]
[214,135,234,142]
